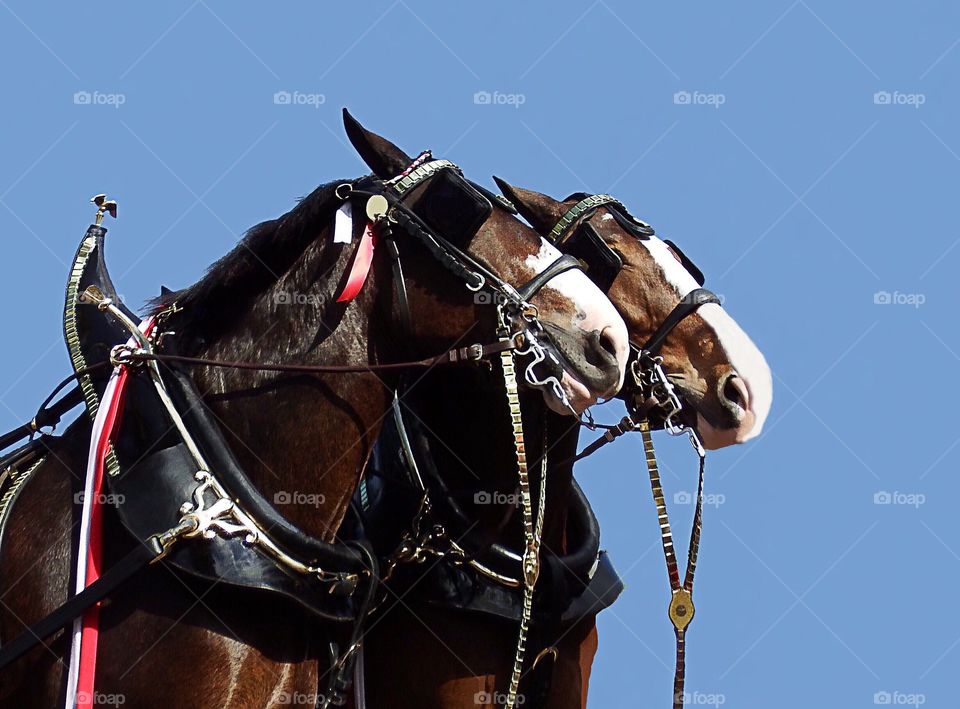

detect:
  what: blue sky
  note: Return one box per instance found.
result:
[1,2,958,707]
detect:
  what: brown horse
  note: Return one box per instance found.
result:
[0,115,629,708]
[356,173,772,708]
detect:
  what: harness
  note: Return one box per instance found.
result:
[544,194,720,709]
[0,162,587,707]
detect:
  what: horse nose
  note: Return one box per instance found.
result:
[581,328,622,396]
[719,371,751,420]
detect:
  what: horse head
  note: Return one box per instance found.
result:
[495,179,772,450]
[343,110,629,414]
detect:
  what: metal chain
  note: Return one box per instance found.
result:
[638,418,706,709]
[501,349,547,709]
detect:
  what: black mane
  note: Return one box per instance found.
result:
[149,178,352,330]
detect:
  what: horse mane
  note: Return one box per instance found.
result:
[149,178,353,334]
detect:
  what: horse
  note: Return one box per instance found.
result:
[347,164,771,707]
[0,113,630,708]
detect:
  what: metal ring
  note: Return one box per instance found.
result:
[465,274,486,292]
[335,183,353,201]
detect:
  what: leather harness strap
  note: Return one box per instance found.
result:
[0,363,111,454]
[640,288,721,356]
[120,335,526,374]
[0,537,163,671]
[638,418,704,709]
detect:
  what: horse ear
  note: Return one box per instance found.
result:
[493,177,568,235]
[342,108,414,179]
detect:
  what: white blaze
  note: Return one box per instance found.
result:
[639,236,772,440]
[524,238,630,406]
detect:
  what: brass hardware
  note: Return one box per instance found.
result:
[365,194,389,222]
[91,194,117,226]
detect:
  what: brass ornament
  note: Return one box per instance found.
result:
[669,588,695,631]
[365,194,389,222]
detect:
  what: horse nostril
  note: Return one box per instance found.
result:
[597,327,619,359]
[720,373,749,412]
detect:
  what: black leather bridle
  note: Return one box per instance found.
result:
[542,193,721,438]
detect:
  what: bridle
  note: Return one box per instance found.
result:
[542,193,719,438]
[339,156,587,411]
[545,193,722,709]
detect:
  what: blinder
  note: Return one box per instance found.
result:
[365,158,588,308]
[544,194,654,291]
[544,193,707,294]
[405,167,492,248]
[561,220,622,292]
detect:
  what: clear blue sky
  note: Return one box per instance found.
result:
[1,2,957,707]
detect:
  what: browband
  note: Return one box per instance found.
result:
[547,194,626,242]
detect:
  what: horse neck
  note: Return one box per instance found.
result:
[185,225,395,542]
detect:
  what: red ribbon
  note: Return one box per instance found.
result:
[336,221,377,303]
[76,318,154,709]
